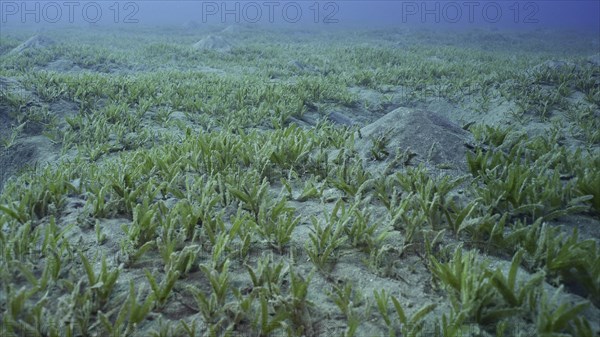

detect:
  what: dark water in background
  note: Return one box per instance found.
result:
[1,1,598,33]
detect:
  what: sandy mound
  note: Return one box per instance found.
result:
[588,53,600,66]
[0,136,58,193]
[0,77,37,135]
[182,20,201,30]
[45,58,81,72]
[528,60,580,78]
[10,35,55,54]
[221,25,242,34]
[288,59,319,74]
[192,35,233,52]
[0,77,60,192]
[356,107,473,172]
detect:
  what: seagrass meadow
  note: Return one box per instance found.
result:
[0,24,599,337]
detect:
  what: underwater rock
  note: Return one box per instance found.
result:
[9,35,55,55]
[192,35,233,52]
[357,107,472,172]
